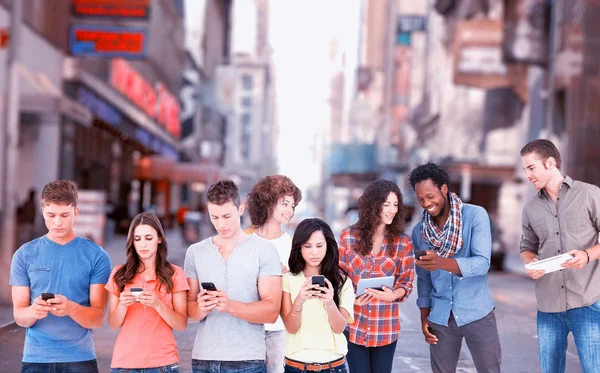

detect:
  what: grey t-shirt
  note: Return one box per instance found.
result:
[184,234,282,361]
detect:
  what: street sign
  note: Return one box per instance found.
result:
[72,0,150,19]
[397,15,427,33]
[0,28,8,48]
[453,18,526,89]
[69,24,148,58]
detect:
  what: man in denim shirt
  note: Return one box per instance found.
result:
[408,163,501,373]
[520,139,600,373]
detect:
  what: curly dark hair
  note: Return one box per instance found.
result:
[246,175,302,227]
[114,212,174,293]
[408,162,450,190]
[207,179,240,207]
[351,180,405,256]
[289,218,347,306]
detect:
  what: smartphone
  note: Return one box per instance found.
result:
[41,293,54,301]
[311,275,328,293]
[201,282,218,292]
[414,249,428,260]
[129,287,143,297]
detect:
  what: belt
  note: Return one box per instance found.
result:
[284,357,345,372]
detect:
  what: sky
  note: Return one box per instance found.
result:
[232,0,361,194]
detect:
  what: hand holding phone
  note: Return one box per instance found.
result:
[130,287,143,302]
[311,275,328,294]
[201,282,218,292]
[414,250,428,260]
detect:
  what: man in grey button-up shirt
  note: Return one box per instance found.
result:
[520,139,600,373]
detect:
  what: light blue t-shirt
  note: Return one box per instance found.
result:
[10,235,112,363]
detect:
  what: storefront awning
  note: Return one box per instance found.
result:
[133,155,221,184]
[18,64,93,126]
[443,162,515,185]
[133,155,176,181]
[173,163,220,184]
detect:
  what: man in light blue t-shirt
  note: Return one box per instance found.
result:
[10,180,112,373]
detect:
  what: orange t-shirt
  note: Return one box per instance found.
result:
[105,265,190,369]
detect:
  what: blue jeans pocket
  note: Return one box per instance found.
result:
[161,363,179,373]
[587,300,600,313]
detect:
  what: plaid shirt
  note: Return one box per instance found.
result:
[338,227,415,347]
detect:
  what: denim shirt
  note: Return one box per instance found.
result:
[412,204,494,327]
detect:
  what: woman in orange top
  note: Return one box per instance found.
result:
[106,212,189,373]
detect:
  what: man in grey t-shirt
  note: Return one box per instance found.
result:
[520,139,600,373]
[185,180,282,373]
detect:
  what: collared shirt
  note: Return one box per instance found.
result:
[520,176,600,312]
[338,227,414,347]
[413,204,495,327]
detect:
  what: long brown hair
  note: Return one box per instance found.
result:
[114,212,174,292]
[352,180,405,255]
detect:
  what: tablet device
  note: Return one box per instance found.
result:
[356,276,395,297]
[525,253,573,274]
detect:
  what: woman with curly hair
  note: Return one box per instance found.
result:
[245,175,302,373]
[338,180,415,373]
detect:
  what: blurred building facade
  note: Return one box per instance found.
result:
[178,0,232,210]
[225,0,278,199]
[408,0,600,269]
[325,0,600,269]
[0,0,234,304]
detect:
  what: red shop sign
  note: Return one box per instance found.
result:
[111,58,180,138]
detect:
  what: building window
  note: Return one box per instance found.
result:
[241,113,252,159]
[241,96,252,107]
[241,113,252,127]
[242,74,253,90]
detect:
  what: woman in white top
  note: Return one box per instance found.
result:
[281,218,354,373]
[245,174,303,373]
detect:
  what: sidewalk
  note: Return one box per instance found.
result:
[503,250,529,277]
[0,229,191,333]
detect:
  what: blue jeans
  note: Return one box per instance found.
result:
[110,363,179,373]
[21,359,98,373]
[344,330,397,373]
[191,359,266,373]
[537,300,600,373]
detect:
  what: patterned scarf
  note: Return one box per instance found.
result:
[421,192,464,258]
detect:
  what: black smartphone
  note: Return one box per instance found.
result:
[311,275,328,293]
[201,282,218,292]
[414,249,428,260]
[41,293,54,301]
[129,287,143,296]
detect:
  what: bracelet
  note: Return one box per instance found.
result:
[290,308,302,316]
[584,250,590,264]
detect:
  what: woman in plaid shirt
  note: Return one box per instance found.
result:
[338,180,415,373]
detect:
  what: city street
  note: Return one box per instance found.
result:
[0,231,582,373]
